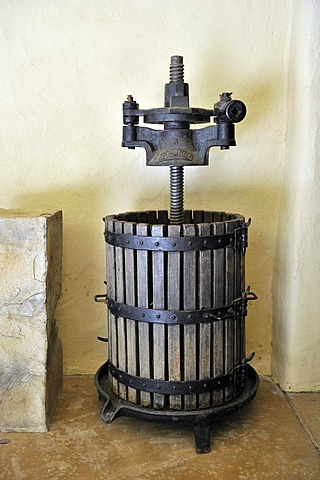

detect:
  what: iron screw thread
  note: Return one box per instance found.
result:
[170,165,184,225]
[170,55,184,83]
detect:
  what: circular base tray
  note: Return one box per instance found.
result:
[95,361,259,426]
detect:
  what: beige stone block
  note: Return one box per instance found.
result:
[0,210,63,432]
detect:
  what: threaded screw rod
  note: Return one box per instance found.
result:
[170,55,184,82]
[170,166,184,225]
[169,55,185,225]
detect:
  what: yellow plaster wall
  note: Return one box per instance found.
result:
[0,0,291,374]
[272,0,320,391]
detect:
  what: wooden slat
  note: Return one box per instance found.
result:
[193,210,204,224]
[183,223,197,410]
[198,223,212,408]
[158,210,168,225]
[240,222,246,362]
[213,211,223,222]
[136,223,151,407]
[124,221,138,403]
[212,221,224,405]
[233,220,242,397]
[167,224,182,410]
[115,220,127,400]
[203,211,213,223]
[137,212,148,223]
[224,220,235,402]
[106,218,118,394]
[152,224,166,409]
[184,210,192,223]
[146,210,157,224]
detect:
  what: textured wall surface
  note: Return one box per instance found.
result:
[0,0,291,375]
[0,210,62,431]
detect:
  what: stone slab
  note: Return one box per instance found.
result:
[0,210,63,432]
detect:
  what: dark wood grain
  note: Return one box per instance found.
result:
[152,223,166,409]
[124,221,138,403]
[183,223,197,410]
[167,224,182,410]
[136,223,151,407]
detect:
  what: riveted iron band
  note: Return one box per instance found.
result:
[105,230,235,251]
[108,361,243,395]
[107,298,235,324]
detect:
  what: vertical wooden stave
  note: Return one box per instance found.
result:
[105,218,113,388]
[158,210,168,225]
[136,223,151,407]
[212,221,225,406]
[167,224,182,410]
[184,210,192,223]
[146,210,157,225]
[224,220,236,402]
[193,210,204,224]
[152,223,166,409]
[203,211,213,223]
[124,221,138,404]
[240,222,247,363]
[233,219,242,397]
[106,218,118,394]
[198,223,212,408]
[114,220,127,400]
[183,224,197,410]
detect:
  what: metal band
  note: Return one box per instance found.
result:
[108,361,245,395]
[107,298,235,324]
[105,230,234,251]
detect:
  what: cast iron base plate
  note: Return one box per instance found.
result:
[95,361,259,454]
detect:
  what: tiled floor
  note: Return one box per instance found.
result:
[1,376,319,479]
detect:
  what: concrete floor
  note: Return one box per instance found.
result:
[0,376,319,479]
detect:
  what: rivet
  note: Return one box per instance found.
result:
[129,311,132,315]
[143,383,147,388]
[118,307,121,311]
[173,386,177,390]
[126,240,130,244]
[203,314,209,319]
[218,239,222,244]
[204,383,207,388]
[129,380,133,384]
[204,240,208,245]
[171,315,176,320]
[188,386,192,391]
[217,380,221,385]
[141,313,145,317]
[188,241,193,246]
[172,242,176,247]
[156,314,161,319]
[140,241,144,245]
[119,374,122,379]
[155,242,159,246]
[157,385,161,389]
[116,237,120,243]
[188,314,192,319]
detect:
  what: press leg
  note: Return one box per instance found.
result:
[194,425,211,454]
